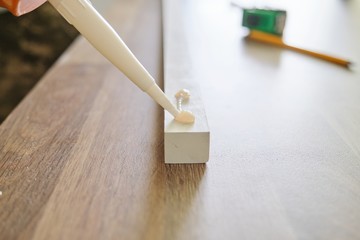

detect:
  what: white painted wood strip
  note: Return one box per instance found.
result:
[162,0,210,164]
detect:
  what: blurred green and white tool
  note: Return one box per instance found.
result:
[232,2,352,68]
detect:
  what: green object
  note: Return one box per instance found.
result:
[242,8,287,36]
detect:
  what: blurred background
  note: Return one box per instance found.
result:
[0,3,78,123]
[0,0,358,125]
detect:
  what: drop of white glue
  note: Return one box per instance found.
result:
[175,89,191,100]
[175,110,195,123]
[174,89,195,124]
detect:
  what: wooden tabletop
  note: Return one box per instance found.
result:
[1,0,360,239]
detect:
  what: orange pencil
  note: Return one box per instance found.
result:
[247,30,352,68]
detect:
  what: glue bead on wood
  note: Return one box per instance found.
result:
[175,89,191,100]
[174,89,195,123]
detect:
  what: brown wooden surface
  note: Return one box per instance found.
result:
[1,0,360,239]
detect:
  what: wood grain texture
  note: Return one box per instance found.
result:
[1,0,360,239]
[163,0,210,164]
